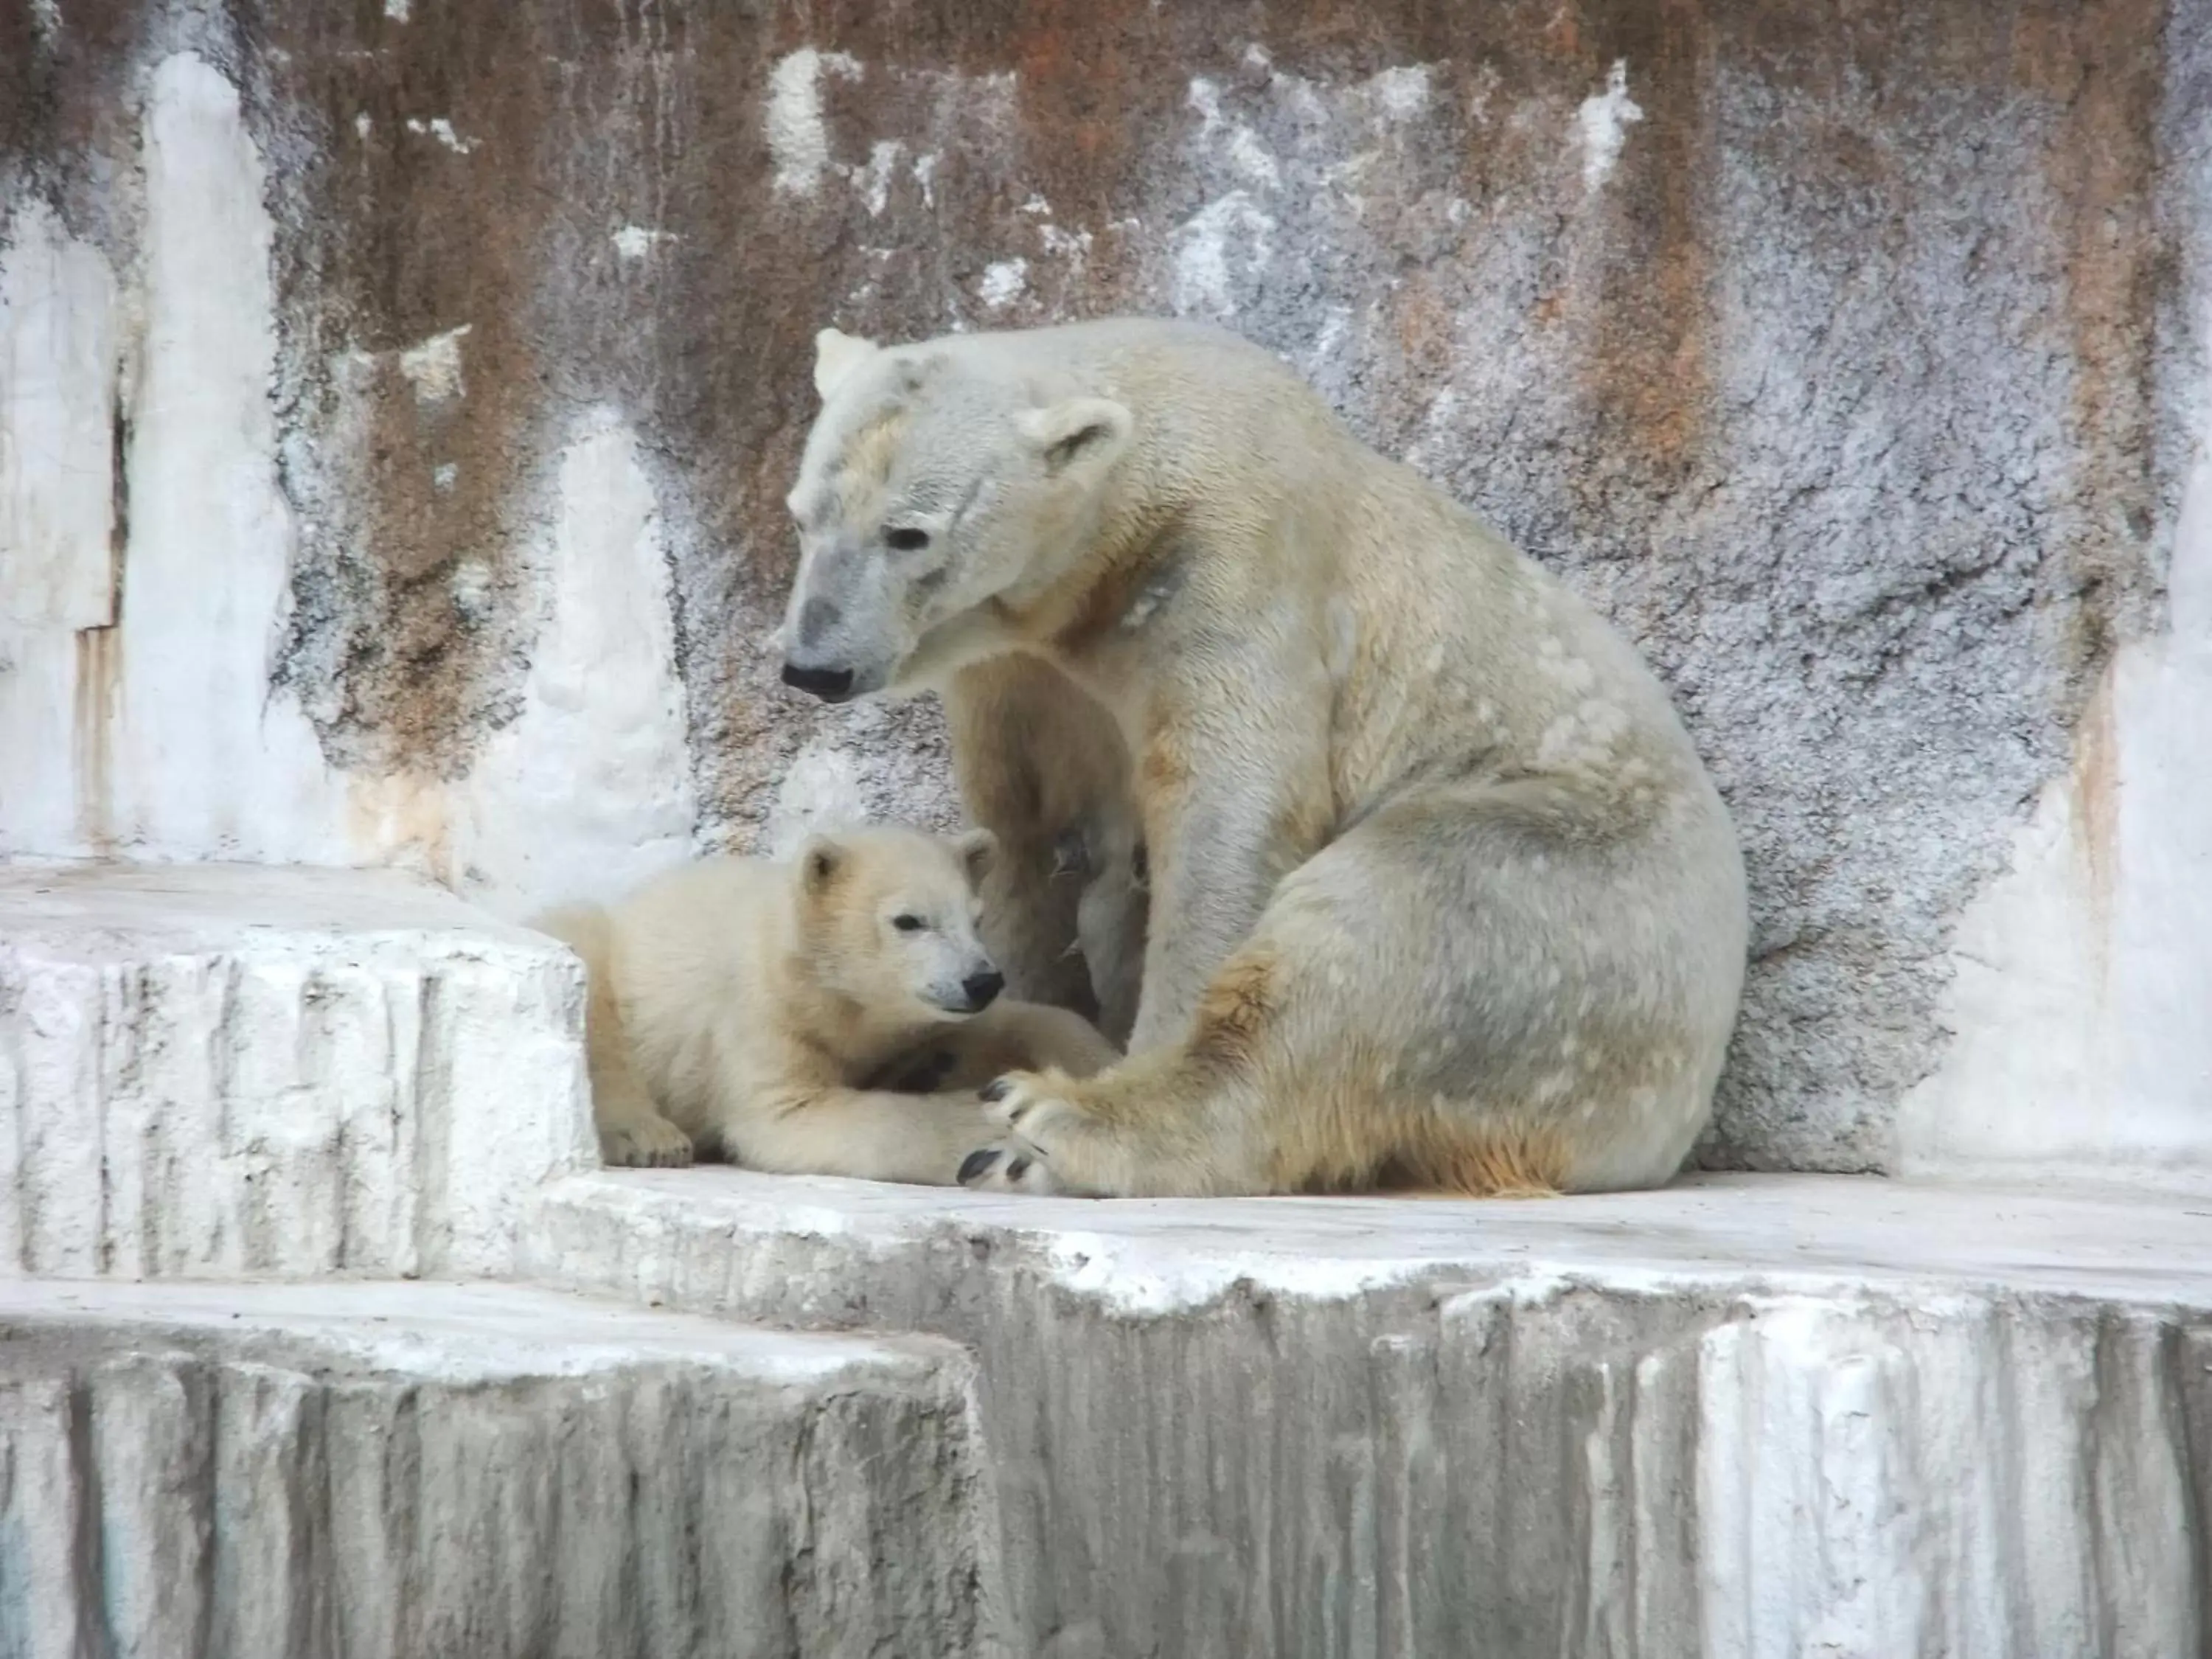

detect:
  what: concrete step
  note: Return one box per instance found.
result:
[526,1167,2212,1659]
[0,1279,999,1659]
[0,863,595,1279]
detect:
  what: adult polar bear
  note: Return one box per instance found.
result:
[776,318,1747,1198]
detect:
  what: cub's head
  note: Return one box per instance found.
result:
[794,824,1004,1022]
[776,326,1133,702]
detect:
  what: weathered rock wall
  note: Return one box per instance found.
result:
[2,0,2207,1178]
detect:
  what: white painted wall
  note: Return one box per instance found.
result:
[0,52,702,922]
[1897,374,2212,1192]
[107,53,350,863]
[447,409,698,918]
[0,200,119,857]
[1,55,352,865]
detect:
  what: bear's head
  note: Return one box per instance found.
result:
[776,327,1132,701]
[793,824,1005,1023]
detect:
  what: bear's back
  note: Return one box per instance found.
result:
[609,855,785,1101]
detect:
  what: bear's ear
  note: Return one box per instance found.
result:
[813,328,880,402]
[1016,397,1132,479]
[799,835,844,897]
[950,826,998,886]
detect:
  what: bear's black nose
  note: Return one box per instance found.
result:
[961,970,1005,1011]
[781,661,855,703]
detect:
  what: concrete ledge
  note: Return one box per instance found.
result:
[0,863,594,1277]
[0,1280,1000,1659]
[527,1169,2212,1657]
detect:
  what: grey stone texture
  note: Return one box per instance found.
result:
[0,1281,998,1659]
[529,1166,2212,1659]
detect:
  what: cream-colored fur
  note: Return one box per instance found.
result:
[532,826,1119,1183]
[776,319,1749,1198]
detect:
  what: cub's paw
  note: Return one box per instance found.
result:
[599,1115,696,1168]
[956,1141,1064,1194]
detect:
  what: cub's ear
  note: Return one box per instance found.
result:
[951,827,998,885]
[813,328,880,402]
[1016,397,1132,479]
[799,835,844,897]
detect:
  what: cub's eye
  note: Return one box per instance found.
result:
[883,526,931,553]
[891,914,925,933]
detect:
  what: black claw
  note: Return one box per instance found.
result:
[1006,1157,1031,1180]
[958,1148,999,1184]
[978,1077,1011,1104]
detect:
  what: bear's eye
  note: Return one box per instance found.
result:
[891,914,925,933]
[883,526,931,553]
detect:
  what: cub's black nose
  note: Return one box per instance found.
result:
[781,660,855,703]
[961,970,1005,1011]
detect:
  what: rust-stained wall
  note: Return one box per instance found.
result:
[1,0,2203,1174]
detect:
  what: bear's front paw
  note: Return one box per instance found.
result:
[956,1141,1065,1194]
[599,1115,696,1169]
[977,1068,1079,1138]
[962,1072,1094,1192]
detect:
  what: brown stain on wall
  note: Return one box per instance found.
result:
[1390,273,1458,390]
[344,769,453,884]
[2014,0,2171,685]
[251,0,566,781]
[1559,0,1717,515]
[0,9,37,178]
[729,0,1741,580]
[2070,664,2123,992]
[69,351,130,856]
[71,625,119,854]
[2008,0,2169,1013]
[1004,0,1156,224]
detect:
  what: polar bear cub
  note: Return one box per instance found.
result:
[533,825,1118,1183]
